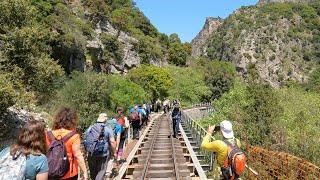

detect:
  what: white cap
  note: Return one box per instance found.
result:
[220,120,234,139]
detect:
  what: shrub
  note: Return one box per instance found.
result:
[128,65,173,100]
[166,66,211,107]
[51,72,111,134]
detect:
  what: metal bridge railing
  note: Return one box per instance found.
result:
[247,146,320,180]
[181,110,220,179]
[192,102,212,107]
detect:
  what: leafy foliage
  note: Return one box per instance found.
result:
[0,0,64,106]
[277,87,320,164]
[166,66,211,107]
[107,75,147,113]
[306,65,320,93]
[204,60,237,100]
[49,72,149,134]
[128,65,173,101]
[167,34,191,66]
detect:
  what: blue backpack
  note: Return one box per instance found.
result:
[83,123,109,156]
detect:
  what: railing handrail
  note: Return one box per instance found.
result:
[182,111,211,138]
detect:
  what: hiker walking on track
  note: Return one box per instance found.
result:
[83,113,116,180]
[155,98,162,112]
[201,120,246,180]
[46,107,88,180]
[114,107,129,164]
[129,105,142,140]
[0,118,48,180]
[170,104,182,139]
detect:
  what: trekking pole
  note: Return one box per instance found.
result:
[245,164,258,176]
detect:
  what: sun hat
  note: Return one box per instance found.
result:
[220,120,234,139]
[97,113,108,123]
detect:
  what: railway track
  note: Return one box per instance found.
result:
[119,115,193,179]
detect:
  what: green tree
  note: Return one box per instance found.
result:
[167,66,211,106]
[111,7,134,35]
[204,60,237,99]
[128,65,173,100]
[169,33,181,43]
[52,72,111,133]
[107,76,147,112]
[245,83,283,146]
[167,34,191,66]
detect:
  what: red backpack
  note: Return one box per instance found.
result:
[221,139,246,180]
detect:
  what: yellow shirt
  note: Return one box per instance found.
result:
[201,134,241,166]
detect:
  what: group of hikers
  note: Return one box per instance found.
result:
[0,97,245,180]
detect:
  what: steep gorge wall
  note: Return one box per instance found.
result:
[191,17,221,58]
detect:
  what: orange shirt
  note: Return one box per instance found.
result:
[45,128,80,179]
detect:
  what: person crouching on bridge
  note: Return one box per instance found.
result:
[170,104,182,138]
[201,120,245,180]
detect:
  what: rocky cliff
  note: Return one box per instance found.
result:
[198,1,320,87]
[0,107,47,149]
[41,0,167,75]
[191,17,222,58]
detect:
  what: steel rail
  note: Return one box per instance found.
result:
[139,115,162,180]
[169,116,180,180]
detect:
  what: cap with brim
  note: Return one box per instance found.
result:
[97,113,108,122]
[220,120,234,139]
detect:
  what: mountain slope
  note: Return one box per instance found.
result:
[199,1,320,87]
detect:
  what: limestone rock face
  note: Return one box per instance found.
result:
[86,20,141,74]
[191,17,222,58]
[0,107,47,149]
[195,2,318,87]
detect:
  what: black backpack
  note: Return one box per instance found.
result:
[46,131,77,178]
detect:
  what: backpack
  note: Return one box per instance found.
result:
[140,108,147,118]
[106,120,118,138]
[46,131,77,178]
[129,109,139,121]
[83,124,109,156]
[171,108,181,120]
[0,149,26,180]
[116,117,127,139]
[221,139,246,180]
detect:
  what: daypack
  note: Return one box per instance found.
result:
[0,149,26,180]
[221,139,246,180]
[129,109,139,121]
[140,108,147,118]
[47,131,77,178]
[171,108,181,120]
[83,123,109,156]
[116,116,127,139]
[106,119,118,138]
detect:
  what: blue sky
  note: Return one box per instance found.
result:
[134,0,259,42]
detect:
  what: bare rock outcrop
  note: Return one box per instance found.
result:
[191,17,222,58]
[0,107,47,149]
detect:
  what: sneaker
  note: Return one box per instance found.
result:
[105,172,111,180]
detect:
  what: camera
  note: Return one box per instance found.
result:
[214,126,221,131]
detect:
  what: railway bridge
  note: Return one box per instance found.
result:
[114,103,320,180]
